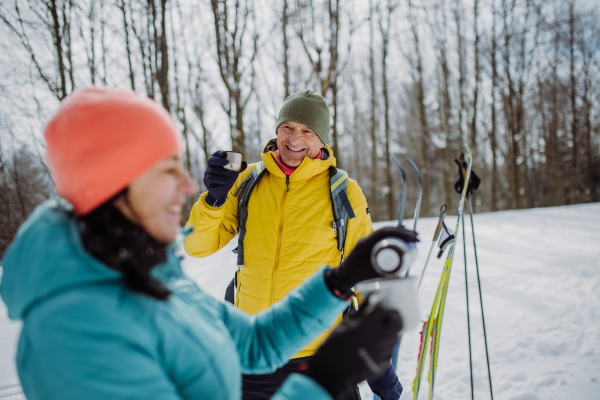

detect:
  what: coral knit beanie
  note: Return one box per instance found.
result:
[44,87,181,215]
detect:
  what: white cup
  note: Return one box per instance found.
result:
[356,277,420,332]
[223,151,243,171]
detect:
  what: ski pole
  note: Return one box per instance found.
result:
[468,198,495,400]
[462,199,474,400]
[427,148,473,400]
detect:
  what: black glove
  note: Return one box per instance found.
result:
[204,150,247,207]
[300,300,403,399]
[454,153,481,196]
[325,226,419,299]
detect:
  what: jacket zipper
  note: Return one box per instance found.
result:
[270,176,289,305]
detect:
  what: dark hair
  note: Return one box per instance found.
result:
[76,192,171,300]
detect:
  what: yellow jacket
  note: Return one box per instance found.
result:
[184,140,373,358]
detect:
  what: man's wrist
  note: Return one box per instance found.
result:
[205,193,226,208]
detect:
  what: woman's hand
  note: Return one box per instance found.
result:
[325,226,419,299]
[299,300,403,399]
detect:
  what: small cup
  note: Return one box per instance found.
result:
[223,151,243,171]
[356,276,420,332]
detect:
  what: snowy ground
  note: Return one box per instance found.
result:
[1,203,599,399]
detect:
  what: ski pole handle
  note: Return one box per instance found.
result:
[370,238,418,277]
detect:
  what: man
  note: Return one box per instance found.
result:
[184,90,402,400]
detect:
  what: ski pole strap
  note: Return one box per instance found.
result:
[431,204,448,242]
[436,220,455,259]
[233,162,268,266]
[329,167,355,252]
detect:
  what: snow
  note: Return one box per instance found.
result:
[1,203,599,400]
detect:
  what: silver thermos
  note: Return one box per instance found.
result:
[370,238,417,277]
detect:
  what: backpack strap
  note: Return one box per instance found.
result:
[329,167,356,260]
[233,162,268,267]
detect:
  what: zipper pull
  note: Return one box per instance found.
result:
[286,176,289,192]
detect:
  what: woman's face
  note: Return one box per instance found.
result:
[114,154,197,243]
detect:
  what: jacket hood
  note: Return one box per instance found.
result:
[261,138,336,182]
[0,199,179,320]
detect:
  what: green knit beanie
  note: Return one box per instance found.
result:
[276,90,330,145]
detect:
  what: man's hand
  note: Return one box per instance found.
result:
[203,151,247,207]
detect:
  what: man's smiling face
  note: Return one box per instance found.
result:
[276,121,324,168]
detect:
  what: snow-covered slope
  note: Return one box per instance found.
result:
[1,203,599,400]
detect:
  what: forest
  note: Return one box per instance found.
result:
[0,0,599,255]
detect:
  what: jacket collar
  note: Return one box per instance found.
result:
[0,199,183,320]
[261,138,336,182]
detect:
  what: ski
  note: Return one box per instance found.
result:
[412,146,472,400]
[374,157,422,400]
[392,156,408,226]
[404,159,422,278]
[407,159,422,232]
[388,156,407,385]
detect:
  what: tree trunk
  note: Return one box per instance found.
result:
[332,81,339,163]
[328,0,340,158]
[440,46,454,211]
[581,42,593,201]
[369,0,378,220]
[471,0,480,153]
[455,0,466,145]
[569,3,579,202]
[490,0,499,211]
[233,96,246,155]
[119,0,136,91]
[548,23,561,206]
[48,0,67,99]
[502,0,521,209]
[408,0,431,216]
[63,0,75,92]
[381,0,395,221]
[157,0,170,113]
[282,0,290,99]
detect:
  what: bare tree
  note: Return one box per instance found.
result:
[118,0,136,90]
[568,2,580,201]
[501,0,531,209]
[211,0,259,155]
[580,17,594,201]
[470,0,480,153]
[295,0,345,157]
[430,0,455,210]
[0,0,75,100]
[489,0,500,211]
[379,0,397,220]
[368,0,379,220]
[282,0,290,99]
[405,0,432,216]
[455,0,467,146]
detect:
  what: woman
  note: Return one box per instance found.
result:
[0,88,416,400]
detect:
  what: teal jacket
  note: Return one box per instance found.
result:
[0,200,348,399]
